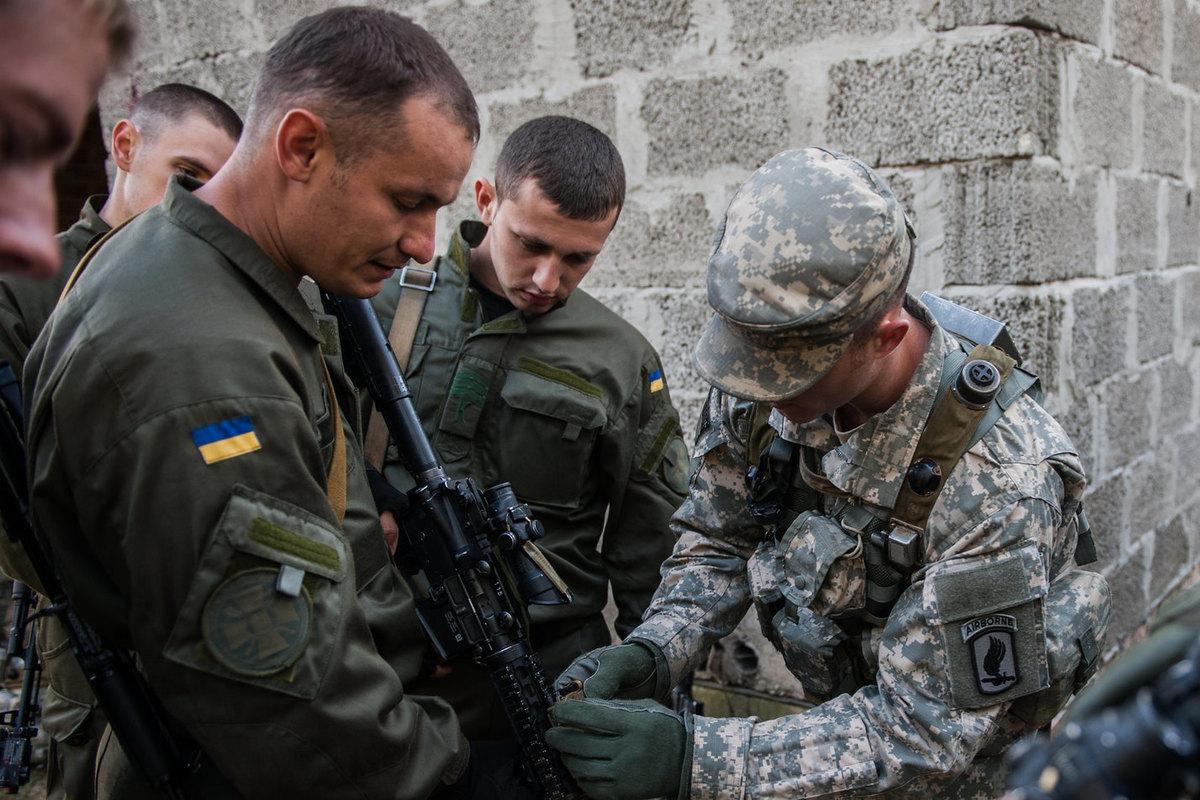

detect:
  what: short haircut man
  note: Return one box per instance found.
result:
[366,114,687,740]
[0,0,133,278]
[24,8,494,797]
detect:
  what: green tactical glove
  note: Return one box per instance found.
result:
[546,698,692,800]
[553,640,665,700]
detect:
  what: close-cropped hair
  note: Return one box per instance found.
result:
[495,116,626,222]
[245,6,478,156]
[131,83,243,143]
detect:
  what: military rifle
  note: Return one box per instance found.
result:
[0,581,42,792]
[0,362,196,799]
[321,292,581,800]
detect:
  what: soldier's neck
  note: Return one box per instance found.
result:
[195,161,300,286]
[838,309,932,429]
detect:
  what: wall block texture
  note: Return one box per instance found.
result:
[105,0,1200,699]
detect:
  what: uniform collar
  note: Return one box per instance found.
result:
[772,297,946,509]
[61,194,111,254]
[161,176,320,342]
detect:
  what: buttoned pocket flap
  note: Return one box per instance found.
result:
[500,369,606,430]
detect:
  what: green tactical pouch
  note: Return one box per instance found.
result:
[163,485,349,699]
[1010,568,1111,728]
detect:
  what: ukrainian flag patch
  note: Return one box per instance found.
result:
[648,369,665,394]
[192,416,262,465]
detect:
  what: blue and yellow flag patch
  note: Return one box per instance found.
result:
[648,369,665,394]
[192,416,261,465]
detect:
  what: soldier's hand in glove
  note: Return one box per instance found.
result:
[546,697,692,800]
[438,740,538,800]
[553,640,665,700]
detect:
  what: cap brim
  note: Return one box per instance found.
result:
[692,313,853,402]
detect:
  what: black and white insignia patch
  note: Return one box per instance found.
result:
[961,614,1020,695]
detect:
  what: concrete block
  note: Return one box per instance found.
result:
[571,0,692,78]
[210,52,264,117]
[1072,285,1131,384]
[488,86,618,158]
[641,70,788,176]
[924,0,1103,44]
[948,292,1065,390]
[126,0,171,72]
[658,290,715,394]
[941,159,1096,285]
[880,170,918,228]
[1159,359,1197,433]
[827,29,1059,166]
[1180,427,1200,495]
[1084,472,1129,566]
[1059,393,1096,476]
[1116,176,1160,274]
[1143,81,1187,178]
[1174,0,1200,91]
[1072,53,1134,169]
[1104,544,1148,644]
[1104,370,1155,468]
[1113,0,1165,74]
[1167,183,1200,266]
[157,0,264,58]
[1130,451,1175,537]
[730,0,908,57]
[423,0,537,95]
[590,193,713,289]
[1137,274,1176,362]
[1151,515,1188,600]
[1184,272,1200,344]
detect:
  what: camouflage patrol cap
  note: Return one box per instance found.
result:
[694,147,914,402]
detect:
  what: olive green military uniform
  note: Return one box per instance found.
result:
[370,221,687,737]
[24,178,467,798]
[0,195,111,800]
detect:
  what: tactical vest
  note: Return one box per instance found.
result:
[744,294,1099,700]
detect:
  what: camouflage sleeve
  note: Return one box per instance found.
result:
[599,352,689,637]
[628,388,768,682]
[686,496,1075,799]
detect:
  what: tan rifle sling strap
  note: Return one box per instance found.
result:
[363,265,437,469]
[56,214,348,522]
[890,342,1018,534]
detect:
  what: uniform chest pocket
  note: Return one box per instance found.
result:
[494,369,607,508]
[925,543,1050,710]
[163,485,349,700]
[778,512,864,616]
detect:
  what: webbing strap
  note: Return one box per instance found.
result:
[320,360,347,523]
[56,214,139,304]
[363,269,434,469]
[890,343,1016,531]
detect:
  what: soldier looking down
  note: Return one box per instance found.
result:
[366,115,688,738]
[548,148,1111,800]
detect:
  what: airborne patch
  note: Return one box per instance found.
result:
[962,614,1020,695]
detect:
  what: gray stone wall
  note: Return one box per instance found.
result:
[106,0,1200,696]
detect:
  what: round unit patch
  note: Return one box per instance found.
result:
[202,568,313,677]
[662,435,692,495]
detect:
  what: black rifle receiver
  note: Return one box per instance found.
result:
[321,292,581,800]
[0,363,195,799]
[0,581,42,792]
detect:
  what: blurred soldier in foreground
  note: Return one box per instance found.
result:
[548,148,1111,799]
[367,115,687,738]
[22,8,514,798]
[0,81,241,800]
[0,0,134,278]
[1004,584,1200,800]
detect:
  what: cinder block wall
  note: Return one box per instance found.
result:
[107,0,1200,696]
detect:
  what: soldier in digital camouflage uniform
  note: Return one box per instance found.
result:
[0,82,240,800]
[547,147,1111,800]
[22,9,525,798]
[366,115,688,738]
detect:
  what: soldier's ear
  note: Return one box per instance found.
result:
[110,119,137,172]
[275,109,328,183]
[475,178,499,224]
[871,313,909,360]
